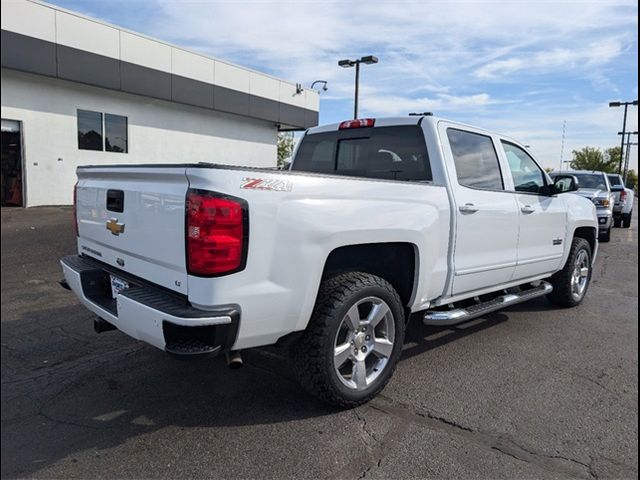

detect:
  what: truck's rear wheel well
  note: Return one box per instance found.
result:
[573,227,597,254]
[322,243,417,307]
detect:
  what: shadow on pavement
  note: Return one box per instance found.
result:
[2,298,512,477]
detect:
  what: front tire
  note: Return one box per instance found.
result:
[547,237,593,308]
[614,216,622,228]
[292,272,406,408]
[599,226,611,242]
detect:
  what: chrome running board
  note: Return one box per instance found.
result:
[423,281,553,326]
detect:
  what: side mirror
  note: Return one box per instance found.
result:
[553,175,579,194]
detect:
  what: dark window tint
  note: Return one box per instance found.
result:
[607,174,622,186]
[502,141,546,193]
[447,129,503,190]
[571,173,608,190]
[77,110,102,151]
[293,126,431,182]
[295,135,336,173]
[105,114,128,153]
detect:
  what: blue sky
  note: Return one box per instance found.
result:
[53,0,638,171]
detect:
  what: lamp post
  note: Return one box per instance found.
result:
[624,142,638,186]
[338,56,378,119]
[619,131,638,184]
[559,120,567,171]
[609,100,638,173]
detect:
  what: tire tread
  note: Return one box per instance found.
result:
[547,237,592,308]
[292,271,404,408]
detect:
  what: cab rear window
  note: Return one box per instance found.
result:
[608,175,622,186]
[292,126,431,182]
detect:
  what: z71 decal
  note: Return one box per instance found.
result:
[240,177,293,192]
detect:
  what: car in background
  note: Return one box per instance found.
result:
[550,170,614,242]
[607,174,634,229]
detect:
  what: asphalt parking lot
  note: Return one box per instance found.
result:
[1,204,638,479]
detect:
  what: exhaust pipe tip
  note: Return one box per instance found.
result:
[226,350,243,369]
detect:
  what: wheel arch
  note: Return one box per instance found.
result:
[573,226,597,255]
[321,242,419,310]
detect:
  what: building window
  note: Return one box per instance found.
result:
[77,110,103,151]
[105,114,128,153]
[77,110,128,153]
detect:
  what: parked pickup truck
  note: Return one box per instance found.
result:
[549,170,615,242]
[61,115,598,407]
[607,173,634,229]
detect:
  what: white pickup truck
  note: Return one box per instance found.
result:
[607,173,634,229]
[61,115,598,407]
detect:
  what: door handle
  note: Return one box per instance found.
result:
[521,205,536,214]
[459,203,479,214]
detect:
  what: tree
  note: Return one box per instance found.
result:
[605,146,622,172]
[570,147,618,173]
[277,132,295,168]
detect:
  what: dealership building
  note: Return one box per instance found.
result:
[0,0,319,207]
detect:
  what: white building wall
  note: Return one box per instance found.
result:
[1,69,278,207]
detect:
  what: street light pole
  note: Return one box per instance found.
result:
[338,56,379,119]
[559,120,566,171]
[354,61,360,120]
[620,105,628,173]
[609,100,638,173]
[620,131,638,184]
[624,142,638,186]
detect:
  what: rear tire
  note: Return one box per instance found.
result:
[599,227,611,242]
[614,216,622,228]
[547,237,592,308]
[292,271,406,408]
[623,212,632,229]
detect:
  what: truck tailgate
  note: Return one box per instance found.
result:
[76,167,189,294]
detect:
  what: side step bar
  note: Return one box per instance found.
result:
[423,281,553,326]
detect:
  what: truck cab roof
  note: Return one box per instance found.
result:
[305,115,524,148]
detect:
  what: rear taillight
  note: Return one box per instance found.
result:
[186,189,248,276]
[73,182,79,236]
[339,118,375,129]
[620,190,627,202]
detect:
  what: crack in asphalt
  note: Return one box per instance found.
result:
[243,350,624,480]
[353,408,379,446]
[350,409,410,480]
[364,395,600,480]
[2,344,144,389]
[418,410,474,432]
[490,438,597,479]
[357,458,382,480]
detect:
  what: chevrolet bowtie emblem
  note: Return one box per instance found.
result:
[106,218,125,236]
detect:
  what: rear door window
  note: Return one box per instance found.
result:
[293,126,431,182]
[447,128,504,190]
